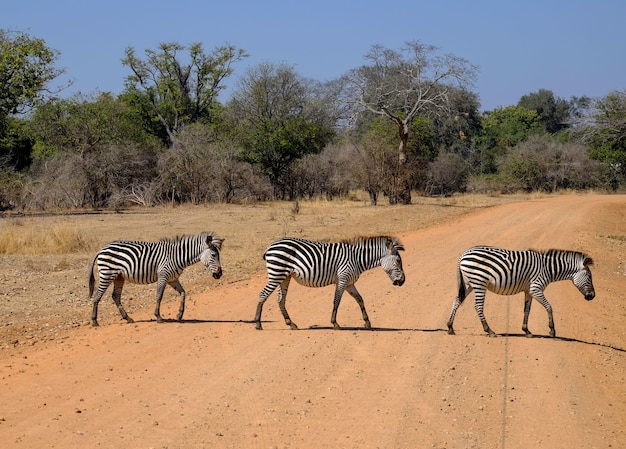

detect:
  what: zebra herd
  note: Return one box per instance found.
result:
[88,232,596,337]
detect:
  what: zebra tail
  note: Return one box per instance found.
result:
[456,264,466,300]
[88,255,97,298]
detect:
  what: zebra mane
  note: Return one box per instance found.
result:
[161,232,223,249]
[341,235,404,252]
[537,248,593,266]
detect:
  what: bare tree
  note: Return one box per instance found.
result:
[342,41,478,203]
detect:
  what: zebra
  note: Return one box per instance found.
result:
[254,236,405,330]
[88,232,223,327]
[446,246,595,338]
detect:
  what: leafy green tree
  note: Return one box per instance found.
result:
[586,90,626,180]
[28,93,160,207]
[0,30,65,118]
[30,93,158,158]
[228,63,336,198]
[518,89,570,133]
[342,41,478,204]
[122,42,247,147]
[473,106,542,174]
[0,30,66,177]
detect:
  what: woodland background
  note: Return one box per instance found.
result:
[1,30,625,211]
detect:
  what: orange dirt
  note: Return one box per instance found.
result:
[1,194,624,449]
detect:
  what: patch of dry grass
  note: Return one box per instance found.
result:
[0,218,96,255]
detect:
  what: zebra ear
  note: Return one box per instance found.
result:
[386,237,404,252]
[386,238,404,252]
[207,235,223,249]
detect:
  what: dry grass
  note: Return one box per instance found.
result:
[0,218,96,255]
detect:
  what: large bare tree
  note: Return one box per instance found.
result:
[343,41,478,203]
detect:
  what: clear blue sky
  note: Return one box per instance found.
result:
[3,0,624,112]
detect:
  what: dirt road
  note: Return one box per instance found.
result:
[1,194,624,448]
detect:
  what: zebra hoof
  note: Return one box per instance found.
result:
[364,321,372,329]
[289,323,298,330]
[524,332,534,338]
[255,322,263,330]
[91,321,99,327]
[447,329,455,335]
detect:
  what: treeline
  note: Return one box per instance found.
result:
[1,32,624,210]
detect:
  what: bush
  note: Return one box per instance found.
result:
[500,135,615,192]
[424,152,469,196]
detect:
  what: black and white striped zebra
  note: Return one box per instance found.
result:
[254,236,405,330]
[88,232,223,326]
[446,246,595,337]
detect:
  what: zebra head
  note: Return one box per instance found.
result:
[573,255,595,301]
[381,238,405,286]
[200,233,223,279]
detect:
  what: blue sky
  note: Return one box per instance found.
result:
[3,0,624,112]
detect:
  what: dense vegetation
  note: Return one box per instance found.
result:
[1,30,624,210]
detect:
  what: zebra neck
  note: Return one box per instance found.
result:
[354,247,383,271]
[545,255,577,282]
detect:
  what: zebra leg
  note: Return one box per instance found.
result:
[532,290,555,337]
[90,280,111,327]
[277,277,298,330]
[169,280,186,321]
[447,284,471,335]
[446,297,462,335]
[154,278,169,323]
[111,276,134,324]
[473,288,496,337]
[346,285,371,329]
[330,283,348,330]
[522,292,534,337]
[255,281,280,330]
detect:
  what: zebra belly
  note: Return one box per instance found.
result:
[292,271,337,288]
[485,280,526,296]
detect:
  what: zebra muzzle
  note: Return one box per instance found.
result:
[213,269,223,279]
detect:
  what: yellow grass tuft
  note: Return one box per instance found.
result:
[0,219,96,255]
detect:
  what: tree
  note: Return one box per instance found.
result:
[342,41,478,204]
[473,106,542,174]
[0,30,66,119]
[122,42,247,147]
[518,89,570,133]
[227,63,336,198]
[0,30,66,175]
[586,90,626,180]
[29,93,158,158]
[28,93,160,207]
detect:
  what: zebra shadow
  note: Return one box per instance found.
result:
[137,318,253,325]
[497,332,625,353]
[306,325,447,333]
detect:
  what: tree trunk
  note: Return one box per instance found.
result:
[396,120,412,205]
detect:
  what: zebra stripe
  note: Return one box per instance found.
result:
[88,232,223,326]
[446,246,595,337]
[255,236,405,330]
